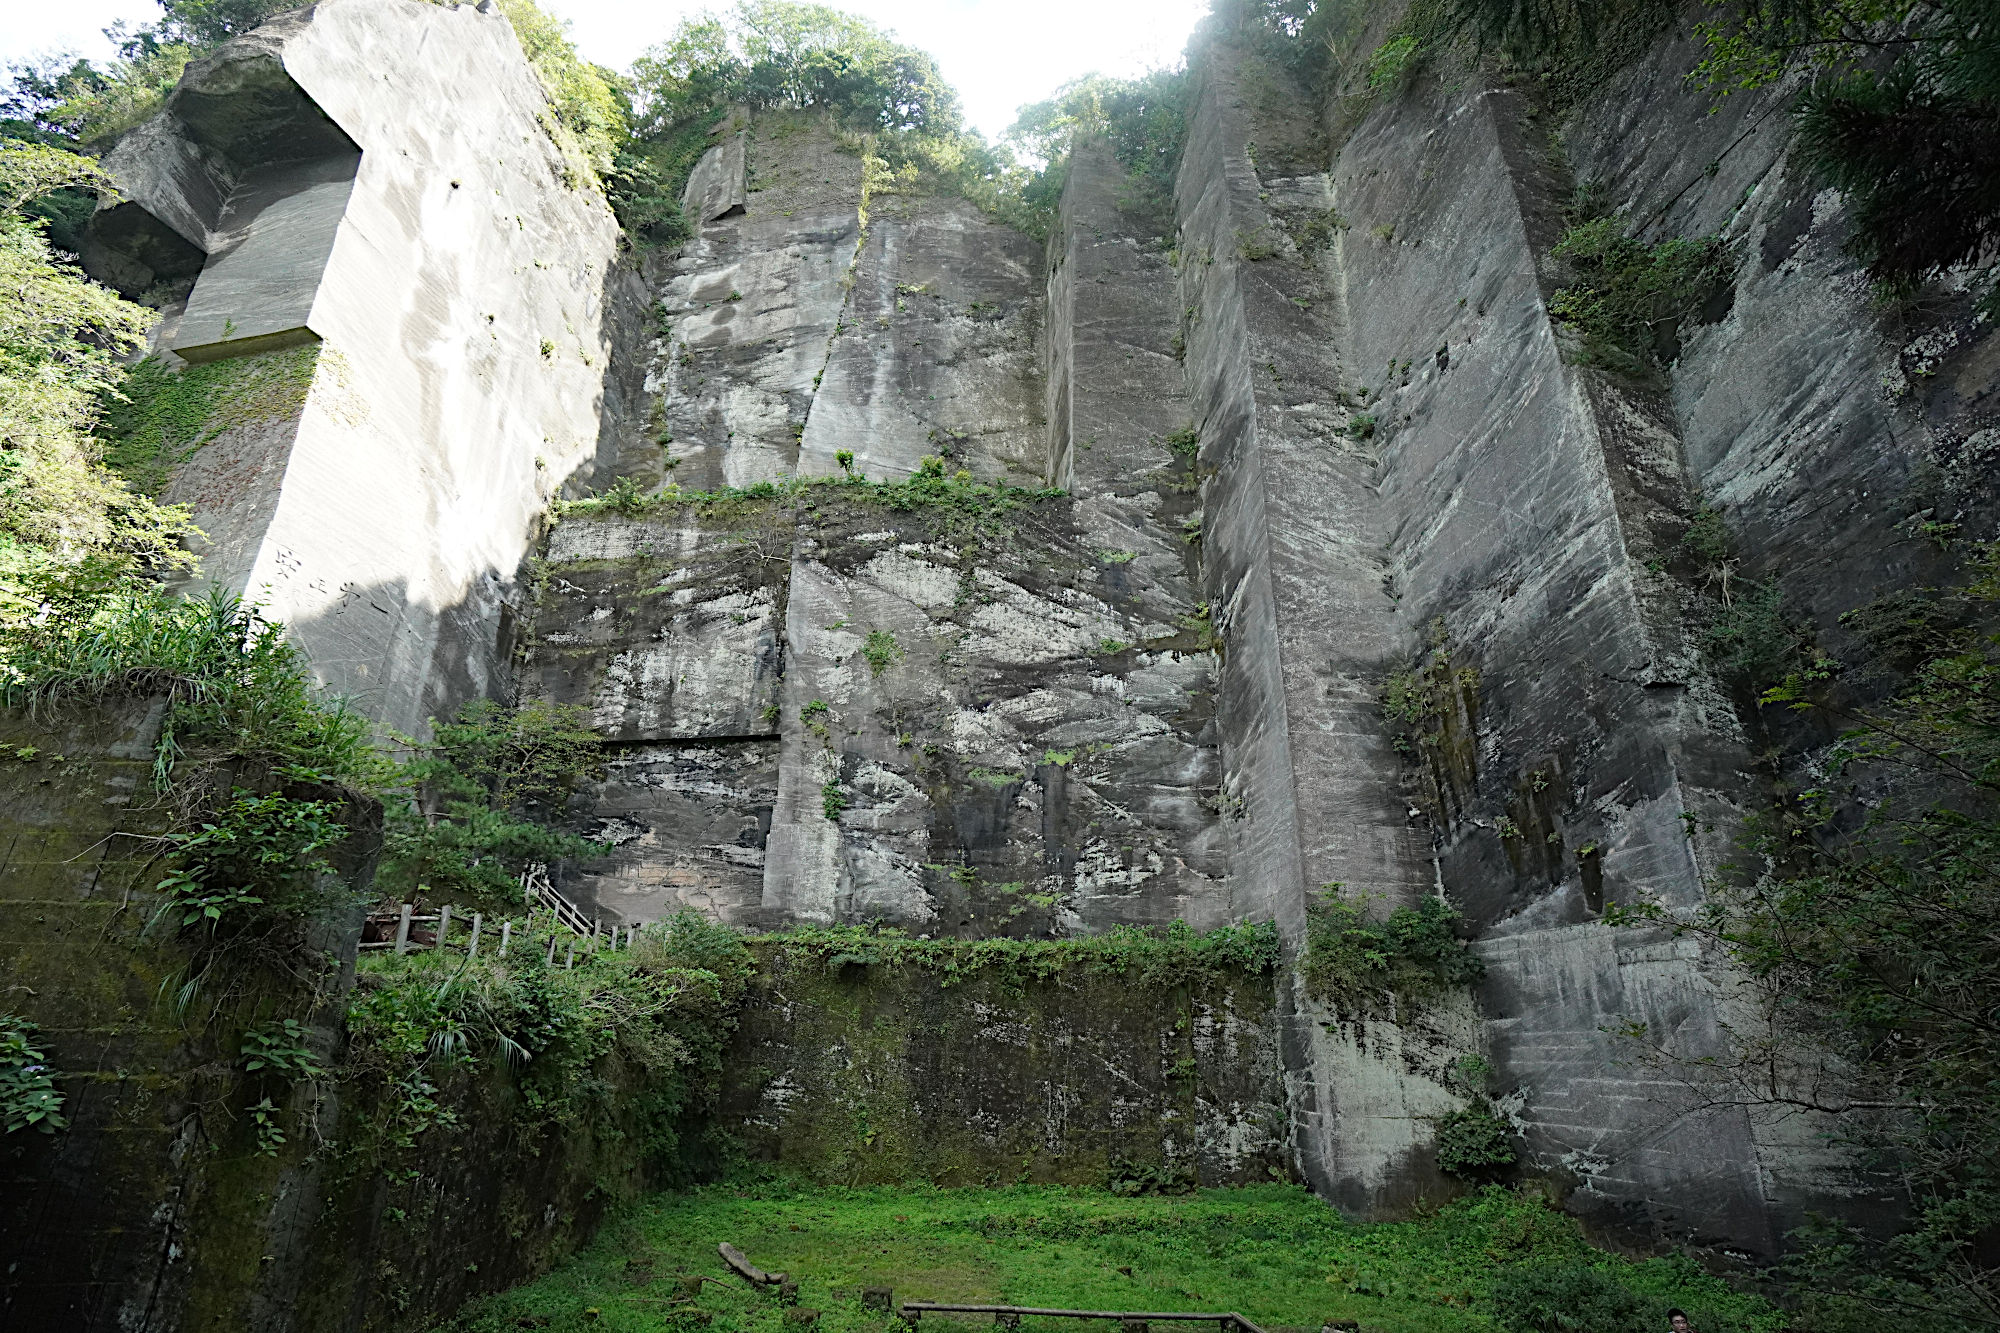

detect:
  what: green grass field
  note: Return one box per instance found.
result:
[437,1184,1782,1333]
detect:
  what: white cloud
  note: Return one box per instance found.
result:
[2,0,1210,142]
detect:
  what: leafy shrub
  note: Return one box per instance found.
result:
[154,789,348,932]
[1700,577,1813,695]
[1679,501,1733,575]
[2,586,371,790]
[1435,1101,1517,1177]
[1548,217,1733,375]
[1488,1262,1645,1332]
[0,1015,66,1136]
[344,910,753,1159]
[861,629,901,675]
[239,1016,326,1081]
[1299,891,1483,1015]
[766,918,1282,991]
[820,778,848,820]
[607,109,722,246]
[1487,1259,1755,1333]
[1381,666,1431,724]
[376,698,608,908]
[1289,207,1349,261]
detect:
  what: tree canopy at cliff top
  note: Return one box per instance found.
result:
[628,2,960,138]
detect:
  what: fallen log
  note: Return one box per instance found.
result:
[719,1242,787,1286]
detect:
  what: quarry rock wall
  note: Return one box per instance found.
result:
[525,21,1923,1246]
[1314,50,1778,1240]
[22,3,1999,1321]
[545,117,1230,939]
[84,0,623,739]
[720,944,1286,1189]
[0,704,382,1332]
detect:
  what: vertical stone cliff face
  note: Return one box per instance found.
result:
[82,0,622,738]
[545,115,1232,939]
[536,9,1997,1248]
[0,705,383,1332]
[39,0,1998,1299]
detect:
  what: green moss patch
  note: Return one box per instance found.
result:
[99,345,322,495]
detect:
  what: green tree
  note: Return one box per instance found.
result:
[1006,69,1189,228]
[491,0,629,189]
[1695,0,2000,294]
[629,1,958,137]
[376,698,609,908]
[1614,543,2000,1329]
[2,26,196,148]
[2,0,623,189]
[617,2,1015,241]
[0,142,197,643]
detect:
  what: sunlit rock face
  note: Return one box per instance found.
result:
[82,0,622,739]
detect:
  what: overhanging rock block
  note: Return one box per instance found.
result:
[89,17,359,364]
[683,129,749,222]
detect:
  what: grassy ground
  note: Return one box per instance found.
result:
[437,1184,1781,1333]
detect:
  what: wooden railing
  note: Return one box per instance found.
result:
[900,1304,1264,1333]
[521,860,593,935]
[355,863,634,967]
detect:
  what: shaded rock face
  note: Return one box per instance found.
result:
[722,944,1288,1189]
[539,12,1996,1247]
[536,494,1229,937]
[0,703,383,1333]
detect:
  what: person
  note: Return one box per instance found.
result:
[1667,1310,1694,1333]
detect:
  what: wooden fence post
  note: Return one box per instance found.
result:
[565,941,576,970]
[437,904,452,952]
[468,913,482,957]
[394,903,413,955]
[499,920,512,957]
[545,933,558,966]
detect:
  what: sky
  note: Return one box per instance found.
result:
[0,0,1214,142]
